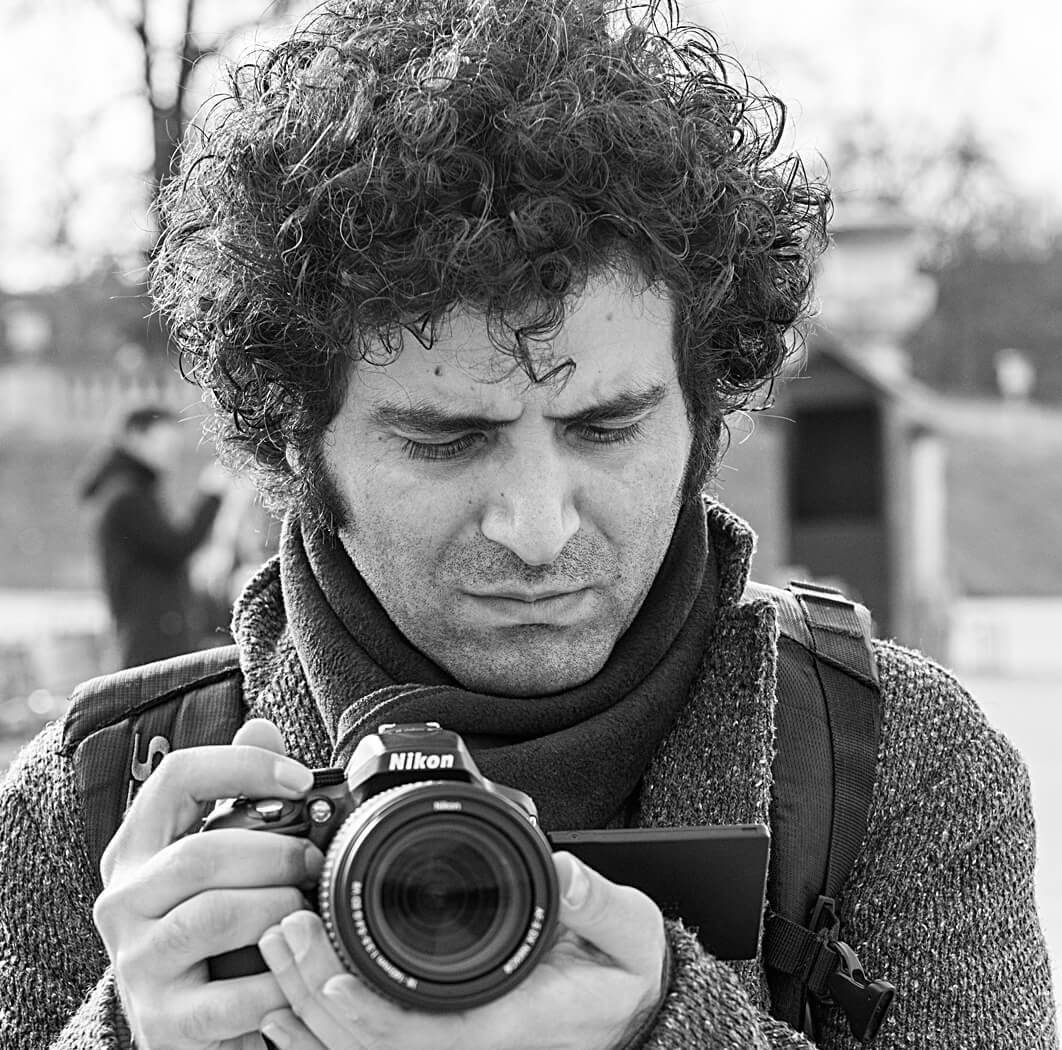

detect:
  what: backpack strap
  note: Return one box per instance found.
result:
[61,645,246,893]
[745,580,895,1043]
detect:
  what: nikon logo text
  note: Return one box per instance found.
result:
[389,752,455,772]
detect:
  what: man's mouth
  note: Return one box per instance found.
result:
[470,587,586,603]
[463,587,592,624]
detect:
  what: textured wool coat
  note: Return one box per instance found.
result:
[0,503,1056,1047]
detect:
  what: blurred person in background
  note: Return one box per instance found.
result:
[79,405,227,668]
[190,474,282,645]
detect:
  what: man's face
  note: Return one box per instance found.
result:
[320,273,694,696]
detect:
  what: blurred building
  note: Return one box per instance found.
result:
[936,396,1062,678]
[716,201,1062,674]
[716,202,950,656]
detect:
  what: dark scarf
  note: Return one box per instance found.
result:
[282,499,720,831]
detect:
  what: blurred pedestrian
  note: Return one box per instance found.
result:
[190,474,281,644]
[79,405,226,668]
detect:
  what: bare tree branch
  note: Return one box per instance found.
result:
[173,0,200,146]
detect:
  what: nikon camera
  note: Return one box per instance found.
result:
[201,722,559,1010]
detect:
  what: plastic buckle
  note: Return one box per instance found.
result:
[808,897,895,1043]
[826,940,896,1042]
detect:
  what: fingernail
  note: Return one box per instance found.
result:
[275,759,314,794]
[563,857,590,909]
[261,1020,291,1049]
[258,931,291,971]
[281,911,313,956]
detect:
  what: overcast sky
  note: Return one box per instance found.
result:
[3,0,1061,290]
[703,1,1062,197]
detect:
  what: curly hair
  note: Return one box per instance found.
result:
[151,0,829,521]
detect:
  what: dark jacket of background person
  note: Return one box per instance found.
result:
[80,446,221,668]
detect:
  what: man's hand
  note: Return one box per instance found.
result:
[92,720,322,1050]
[255,851,668,1050]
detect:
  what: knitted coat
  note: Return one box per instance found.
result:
[0,504,1057,1048]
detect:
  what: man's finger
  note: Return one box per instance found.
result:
[155,972,290,1043]
[139,886,306,970]
[102,745,314,879]
[233,718,288,755]
[552,851,666,974]
[260,920,373,1049]
[119,828,322,918]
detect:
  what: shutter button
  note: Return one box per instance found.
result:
[254,800,286,822]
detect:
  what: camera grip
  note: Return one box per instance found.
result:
[208,943,269,980]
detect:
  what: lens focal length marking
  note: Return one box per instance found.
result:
[502,905,546,975]
[349,879,420,990]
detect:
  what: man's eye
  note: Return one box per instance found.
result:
[400,434,482,462]
[573,421,645,446]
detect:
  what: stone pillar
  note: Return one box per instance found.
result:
[814,200,937,380]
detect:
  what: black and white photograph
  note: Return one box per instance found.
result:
[0,0,1058,1046]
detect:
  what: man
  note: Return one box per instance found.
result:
[79,406,225,668]
[1,1,1056,1048]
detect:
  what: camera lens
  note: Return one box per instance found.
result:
[319,782,557,1010]
[367,816,531,980]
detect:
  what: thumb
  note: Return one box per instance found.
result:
[552,851,666,975]
[232,717,288,755]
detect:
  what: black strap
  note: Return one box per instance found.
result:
[747,580,893,1042]
[65,647,246,891]
[787,581,879,899]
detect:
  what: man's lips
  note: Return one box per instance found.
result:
[467,587,587,602]
[463,587,593,624]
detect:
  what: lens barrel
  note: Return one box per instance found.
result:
[318,781,558,1010]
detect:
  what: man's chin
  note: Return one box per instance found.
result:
[437,628,613,698]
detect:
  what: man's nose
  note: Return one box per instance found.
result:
[479,451,580,566]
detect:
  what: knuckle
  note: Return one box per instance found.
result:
[110,945,148,990]
[159,892,230,958]
[99,837,121,886]
[168,836,221,887]
[91,889,116,934]
[92,884,135,943]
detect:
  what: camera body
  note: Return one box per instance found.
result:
[202,722,558,1010]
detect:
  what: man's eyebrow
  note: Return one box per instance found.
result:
[368,383,669,433]
[551,383,668,425]
[369,402,513,434]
